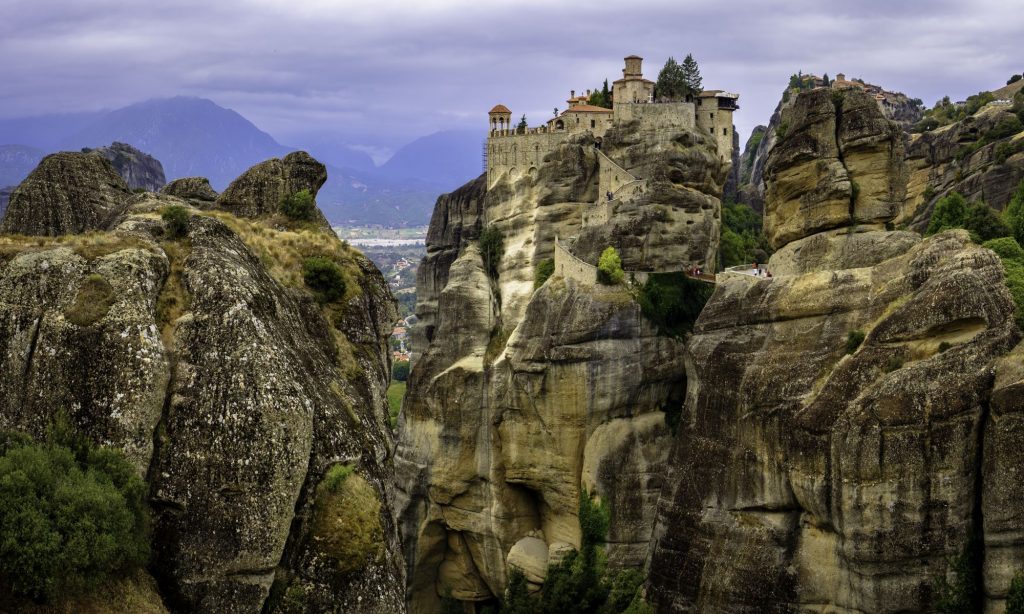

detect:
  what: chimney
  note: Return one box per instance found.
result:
[571,90,575,98]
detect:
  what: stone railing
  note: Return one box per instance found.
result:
[554,236,597,284]
[597,149,638,197]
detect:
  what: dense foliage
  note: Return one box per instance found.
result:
[983,237,1024,330]
[302,257,347,303]
[280,189,316,221]
[913,92,995,132]
[655,54,701,101]
[0,426,149,602]
[501,489,652,614]
[926,192,1010,242]
[720,202,770,267]
[933,540,982,613]
[1008,570,1024,614]
[392,360,410,382]
[535,258,555,289]
[587,80,613,109]
[161,205,189,239]
[637,272,714,337]
[597,247,624,285]
[1006,180,1024,245]
[479,226,505,279]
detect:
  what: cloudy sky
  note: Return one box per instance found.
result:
[1,0,1021,162]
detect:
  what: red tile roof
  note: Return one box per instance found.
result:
[562,104,613,114]
[489,104,511,114]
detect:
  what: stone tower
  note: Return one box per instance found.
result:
[613,55,655,105]
[488,104,512,135]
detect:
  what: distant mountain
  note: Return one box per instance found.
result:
[0,97,446,226]
[0,112,104,151]
[0,145,44,187]
[379,129,484,190]
[59,97,287,190]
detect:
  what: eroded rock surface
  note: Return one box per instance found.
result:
[0,151,130,235]
[647,86,1024,613]
[92,142,167,192]
[0,153,403,613]
[161,176,219,204]
[216,151,328,221]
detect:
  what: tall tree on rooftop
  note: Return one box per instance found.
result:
[656,57,687,101]
[681,53,703,97]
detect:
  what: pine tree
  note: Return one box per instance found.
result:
[656,57,686,101]
[601,79,612,108]
[681,53,703,97]
[823,72,831,86]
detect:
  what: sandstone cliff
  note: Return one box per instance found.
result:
[395,112,726,612]
[0,152,403,613]
[647,87,1024,613]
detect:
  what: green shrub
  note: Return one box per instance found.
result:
[302,257,346,303]
[933,540,982,613]
[927,192,968,235]
[0,431,149,601]
[321,463,355,494]
[845,330,865,354]
[392,359,410,382]
[637,272,714,337]
[964,201,1011,242]
[280,189,316,221]
[938,341,952,353]
[386,381,405,429]
[478,225,505,279]
[597,247,624,285]
[1008,570,1024,614]
[720,202,770,267]
[161,205,189,239]
[535,258,555,289]
[850,181,860,205]
[1005,180,1024,245]
[504,568,534,614]
[883,355,904,373]
[923,185,936,201]
[983,237,1024,330]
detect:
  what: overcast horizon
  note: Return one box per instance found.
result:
[2,0,1022,164]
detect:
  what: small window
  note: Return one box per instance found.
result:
[723,128,728,135]
[697,99,702,106]
[591,120,596,128]
[710,112,714,120]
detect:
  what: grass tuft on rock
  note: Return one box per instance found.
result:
[311,466,384,575]
[65,274,116,327]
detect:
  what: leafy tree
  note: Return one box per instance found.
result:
[1009,74,1023,85]
[1005,180,1024,245]
[983,237,1024,330]
[504,568,534,614]
[719,202,770,267]
[392,360,410,382]
[597,247,624,285]
[933,539,982,613]
[964,201,1011,241]
[161,205,189,239]
[637,272,714,337]
[479,225,505,279]
[0,429,150,602]
[535,258,555,289]
[1008,570,1024,614]
[655,57,686,101]
[302,257,347,303]
[926,192,969,235]
[680,54,702,97]
[280,189,316,221]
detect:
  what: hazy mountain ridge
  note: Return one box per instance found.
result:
[0,97,457,226]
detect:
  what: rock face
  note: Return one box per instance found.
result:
[763,88,905,249]
[394,108,723,611]
[0,153,403,613]
[217,151,328,220]
[0,151,130,235]
[91,142,167,192]
[161,176,219,204]
[0,186,12,218]
[647,85,1024,613]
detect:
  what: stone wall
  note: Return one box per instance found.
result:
[553,237,596,284]
[614,102,695,131]
[486,132,567,187]
[598,150,638,197]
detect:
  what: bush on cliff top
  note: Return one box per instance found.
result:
[535,258,555,289]
[161,205,189,239]
[638,272,714,337]
[280,189,316,221]
[0,423,149,602]
[597,247,624,285]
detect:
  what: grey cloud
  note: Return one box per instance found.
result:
[0,0,1021,154]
